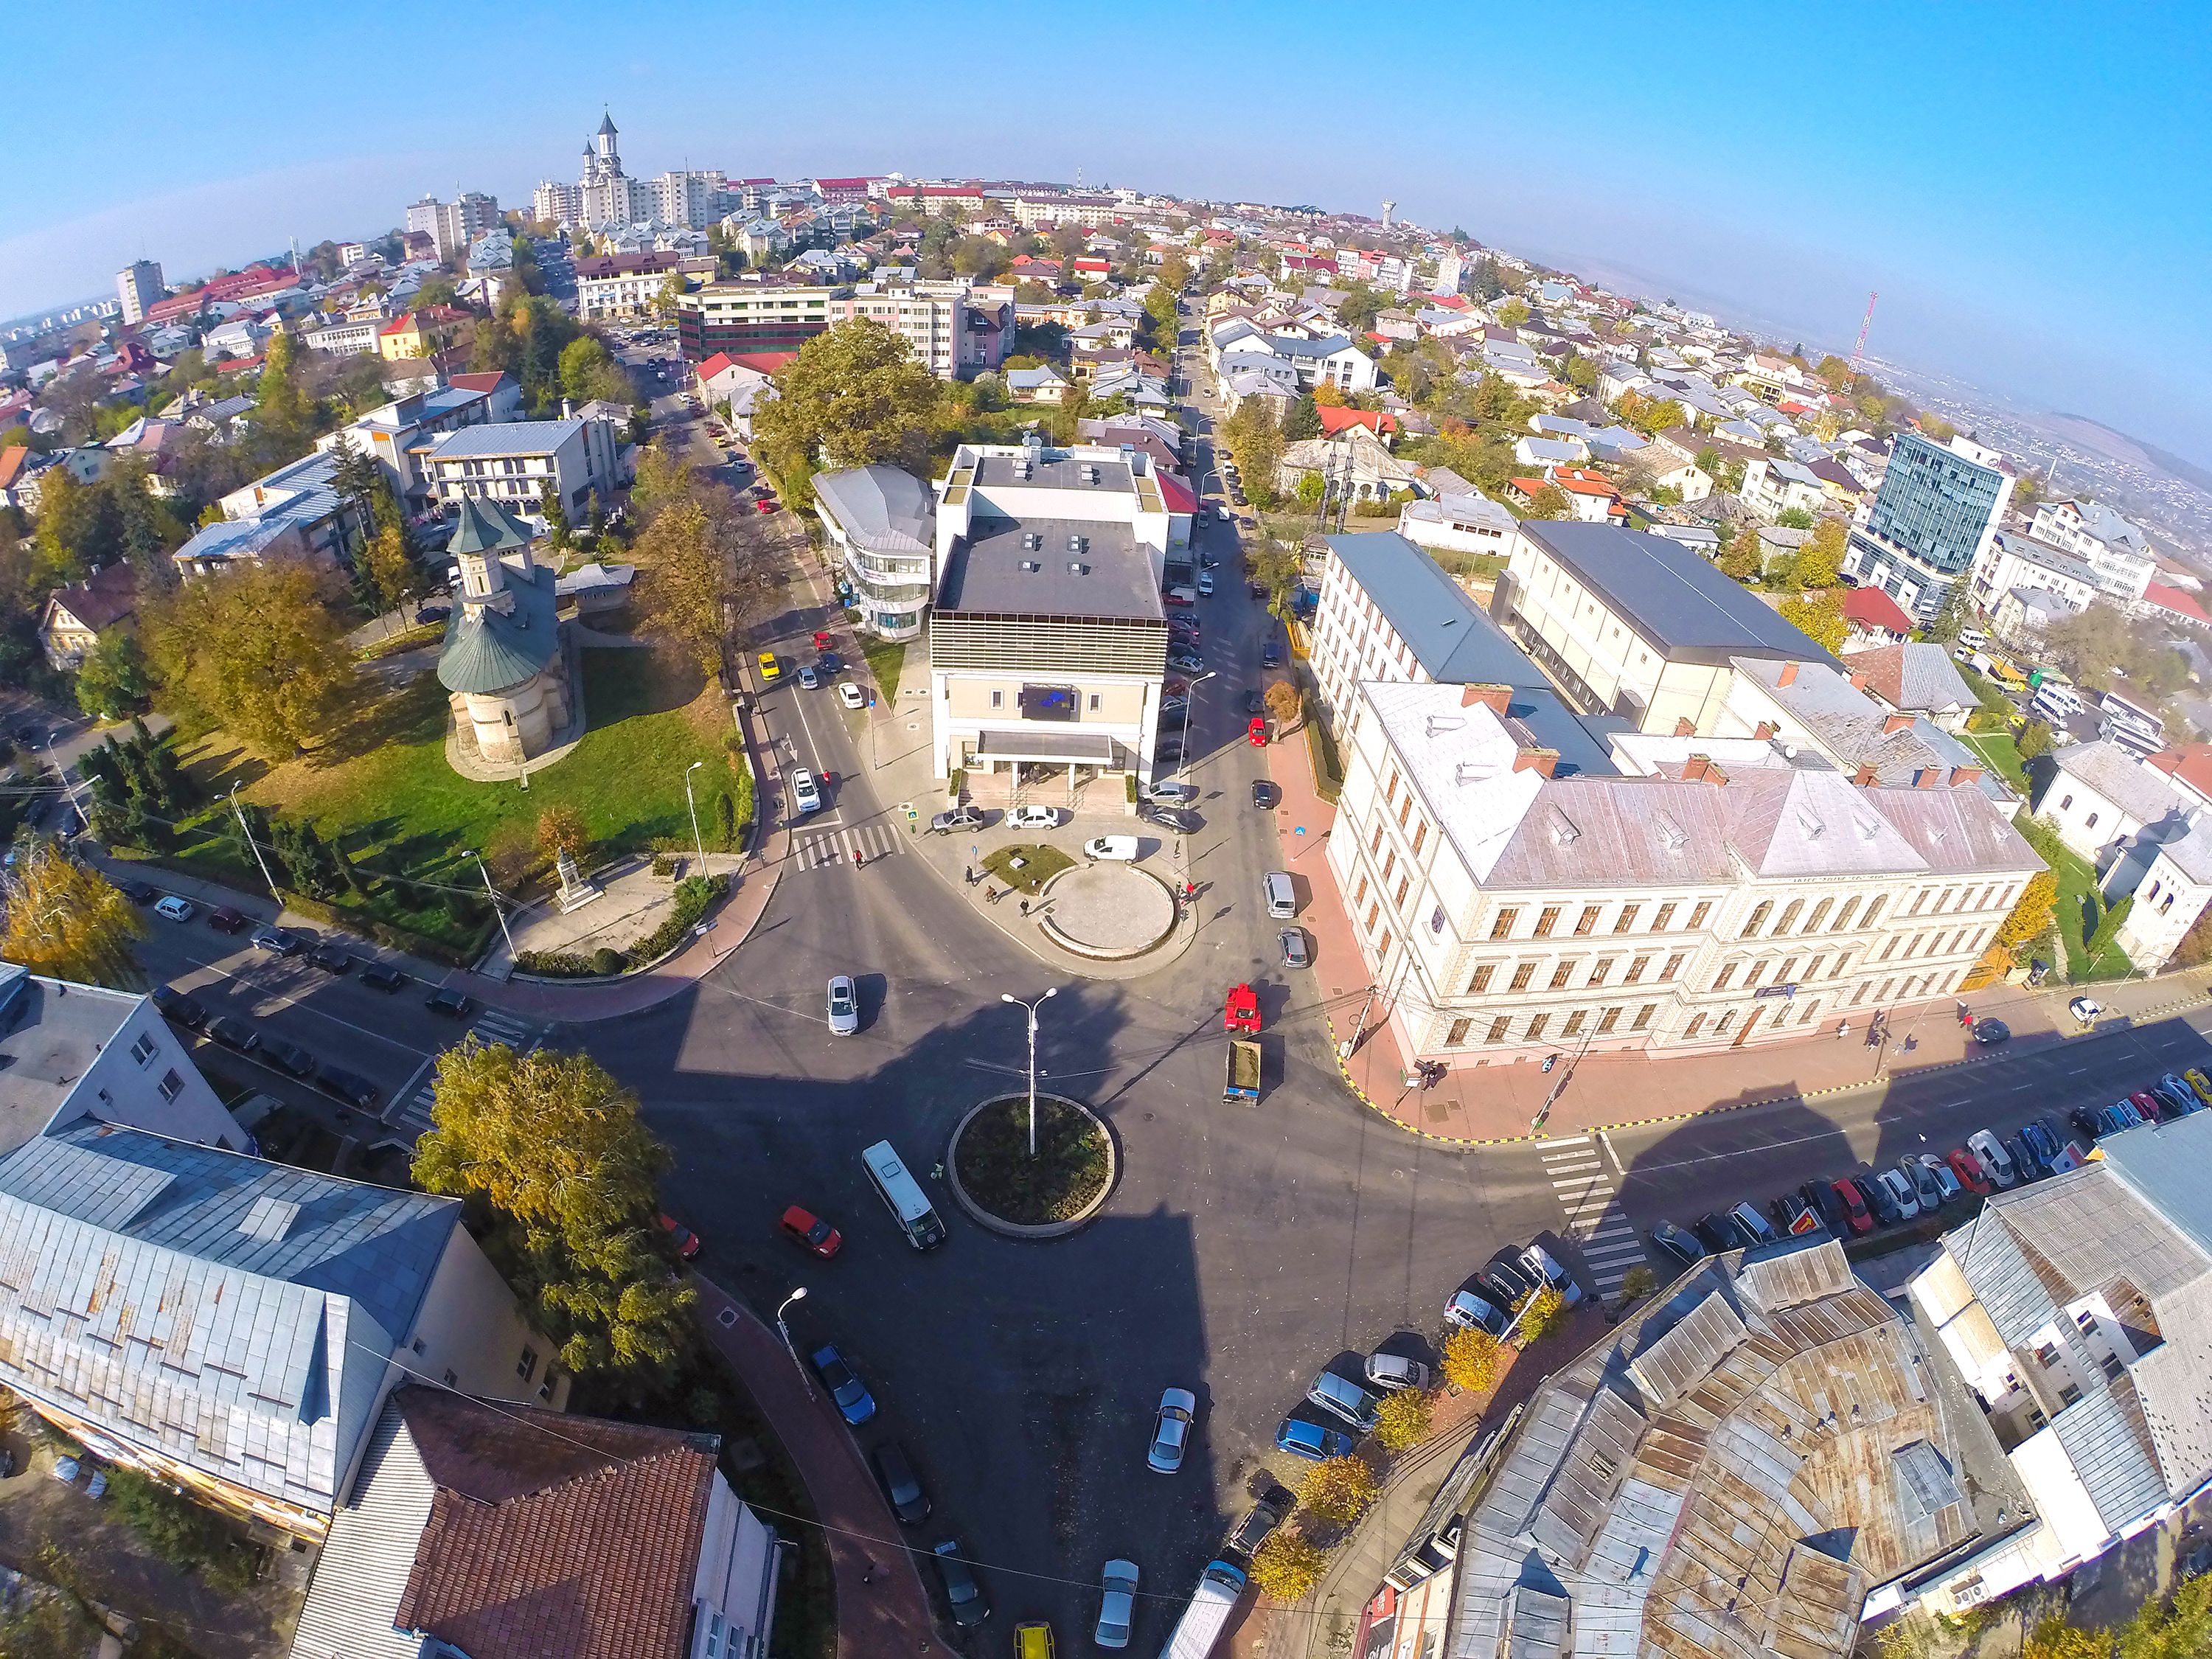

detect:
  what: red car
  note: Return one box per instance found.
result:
[2129,1090,2168,1123]
[1829,1177,1875,1235]
[1248,717,1268,747]
[658,1212,702,1259]
[207,905,248,934]
[781,1206,843,1259]
[752,497,778,515]
[1947,1148,1994,1195]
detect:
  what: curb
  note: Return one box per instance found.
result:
[1035,864,1182,961]
[942,1093,1117,1239]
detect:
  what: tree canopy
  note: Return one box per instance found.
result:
[752,319,939,497]
[142,558,360,757]
[0,843,145,987]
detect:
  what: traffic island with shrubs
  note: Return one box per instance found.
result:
[514,874,730,978]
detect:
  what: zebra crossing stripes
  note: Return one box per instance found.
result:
[1540,1135,1649,1297]
[387,1008,541,1138]
[790,821,904,872]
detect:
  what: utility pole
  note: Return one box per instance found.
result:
[684,760,707,866]
[467,849,518,964]
[229,782,282,900]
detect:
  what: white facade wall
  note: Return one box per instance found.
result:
[44,989,245,1152]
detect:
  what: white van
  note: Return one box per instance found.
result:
[1263,872,1295,919]
[1084,835,1139,862]
[1958,627,1989,650]
[1161,1560,1247,1659]
[2031,681,2084,723]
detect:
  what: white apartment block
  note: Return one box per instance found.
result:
[1329,681,2041,1069]
[115,260,164,327]
[1739,456,1826,523]
[407,192,501,262]
[1006,194,1123,229]
[576,253,687,320]
[422,416,625,518]
[831,278,996,379]
[532,178,584,225]
[2030,498,2157,601]
[1968,529,2098,621]
[303,317,381,356]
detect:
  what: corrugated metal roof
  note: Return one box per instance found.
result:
[2049,1386,2167,1532]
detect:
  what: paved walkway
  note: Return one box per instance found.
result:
[482,850,754,978]
[692,1277,939,1659]
[1263,711,2212,1147]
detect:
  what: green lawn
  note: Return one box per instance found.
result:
[2050,839,2135,981]
[1959,731,2028,793]
[982,843,1074,894]
[860,635,907,704]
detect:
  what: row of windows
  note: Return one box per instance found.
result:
[1467,952,1685,995]
[1489,899,1711,940]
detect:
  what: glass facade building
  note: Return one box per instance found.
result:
[1844,431,2011,617]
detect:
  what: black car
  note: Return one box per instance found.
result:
[931,1540,990,1628]
[116,878,157,905]
[872,1442,931,1526]
[1693,1211,1753,1253]
[310,945,355,975]
[264,1038,319,1079]
[314,1064,380,1111]
[1245,689,1265,715]
[2005,1130,2042,1181]
[359,962,408,992]
[1479,1248,1537,1309]
[150,984,208,1030]
[1972,1018,2010,1045]
[1858,1170,1906,1226]
[1224,1494,1287,1559]
[1252,780,1276,810]
[2070,1105,2109,1141]
[1798,1178,1848,1235]
[1141,805,1197,834]
[251,926,306,957]
[1649,1220,1705,1267]
[414,604,451,626]
[425,988,473,1019]
[206,1015,260,1054]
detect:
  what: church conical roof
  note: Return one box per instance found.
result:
[597,110,619,137]
[448,494,535,557]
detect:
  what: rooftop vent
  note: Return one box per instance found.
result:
[1067,561,1089,575]
[1019,560,1041,572]
[1423,715,1467,739]
[1654,812,1688,853]
[1453,762,1494,787]
[1022,532,1042,551]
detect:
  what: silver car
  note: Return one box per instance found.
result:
[1096,1559,1140,1649]
[1147,1387,1195,1473]
[826,975,858,1035]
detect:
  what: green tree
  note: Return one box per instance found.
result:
[1918,411,1958,442]
[1144,282,1180,348]
[654,271,689,317]
[1514,1286,1570,1343]
[73,630,150,718]
[1294,471,1326,512]
[559,335,633,405]
[1495,296,1530,326]
[1995,868,2059,950]
[1441,1326,1500,1391]
[1565,354,1599,390]
[536,804,591,864]
[142,558,360,758]
[254,330,307,453]
[30,466,122,585]
[634,498,728,673]
[1280,394,1321,441]
[2115,1572,2212,1659]
[1248,1531,1327,1601]
[1373,1388,1432,1452]
[0,844,145,987]
[753,319,939,493]
[1157,252,1192,292]
[1298,1455,1379,1523]
[413,1043,695,1387]
[2086,894,2133,961]
[1336,282,1382,334]
[1524,484,1571,521]
[1794,518,1846,589]
[2017,719,2054,762]
[1781,591,1847,654]
[1775,506,1816,531]
[1220,402,1284,511]
[357,523,422,615]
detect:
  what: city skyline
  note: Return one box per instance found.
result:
[4,1,2204,464]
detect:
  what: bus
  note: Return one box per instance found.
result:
[860,1140,947,1251]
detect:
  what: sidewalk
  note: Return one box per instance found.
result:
[1263,716,2212,1146]
[691,1277,939,1659]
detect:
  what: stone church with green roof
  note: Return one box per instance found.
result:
[435,495,577,767]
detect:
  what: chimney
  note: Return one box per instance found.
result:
[1883,713,1914,734]
[1915,767,1941,789]
[1754,721,1778,741]
[1674,717,1695,737]
[1683,754,1709,782]
[1848,672,1868,690]
[1459,683,1512,716]
[1950,765,1983,789]
[1512,748,1559,779]
[1853,764,1878,787]
[1778,662,1799,687]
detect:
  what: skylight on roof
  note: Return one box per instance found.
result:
[239,1194,301,1243]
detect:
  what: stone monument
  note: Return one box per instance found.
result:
[554,846,602,913]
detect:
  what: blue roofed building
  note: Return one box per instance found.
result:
[0,1114,566,1541]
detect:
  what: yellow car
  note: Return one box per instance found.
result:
[2186,1069,2212,1108]
[757,651,782,684]
[1016,1623,1056,1659]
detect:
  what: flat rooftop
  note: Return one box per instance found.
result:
[1520,518,1836,667]
[938,517,1162,621]
[973,453,1135,493]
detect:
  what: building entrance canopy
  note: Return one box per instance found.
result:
[970,730,1121,767]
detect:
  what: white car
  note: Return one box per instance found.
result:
[1006,804,1062,830]
[1966,1128,2018,1187]
[826,975,858,1035]
[837,682,866,711]
[1874,1166,1921,1220]
[1096,1559,1140,1649]
[2069,995,2103,1025]
[1147,1387,1195,1474]
[790,768,822,814]
[153,895,195,923]
[1084,835,1139,861]
[1196,573,1215,596]
[1518,1242,1585,1305]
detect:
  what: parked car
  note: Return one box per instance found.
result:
[1693,1211,1755,1252]
[2005,1130,2044,1182]
[1006,804,1063,830]
[1305,1369,1381,1433]
[1147,1387,1196,1473]
[1365,1349,1430,1391]
[1085,836,1140,862]
[1829,1178,1876,1234]
[1798,1180,1847,1235]
[206,905,248,933]
[1096,1560,1140,1649]
[1145,782,1198,804]
[810,1343,877,1426]
[264,1038,319,1079]
[1966,1129,2018,1186]
[2069,995,2104,1024]
[1224,1495,1285,1559]
[922,1542,990,1632]
[2020,1118,2065,1168]
[1273,1417,1354,1461]
[780,1205,844,1257]
[1948,1147,1994,1194]
[310,944,355,975]
[1140,805,1198,834]
[1872,1166,1921,1221]
[1245,689,1265,715]
[1251,780,1276,810]
[1279,928,1311,970]
[150,984,209,1030]
[1899,1158,1945,1211]
[1860,1172,1906,1227]
[360,961,407,992]
[930,805,987,835]
[827,975,859,1035]
[874,1442,931,1526]
[2133,1088,2173,1122]
[251,926,306,956]
[206,1015,260,1054]
[1650,1220,1705,1267]
[790,768,822,815]
[1479,1248,1537,1308]
[658,1213,702,1260]
[115,877,156,905]
[1168,654,1205,672]
[2187,1069,2212,1107]
[153,895,195,923]
[1914,1152,1964,1203]
[1444,1287,1509,1335]
[1519,1242,1584,1304]
[838,681,866,710]
[1972,1018,2011,1045]
[314,1065,380,1111]
[1769,1191,1818,1236]
[425,987,473,1018]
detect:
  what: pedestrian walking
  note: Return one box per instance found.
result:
[861,1560,875,1586]
[1019,899,1030,917]
[1837,1020,1850,1041]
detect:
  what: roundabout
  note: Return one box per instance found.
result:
[945,1093,1116,1237]
[1035,860,1178,959]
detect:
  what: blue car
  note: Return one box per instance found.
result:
[810,1343,877,1426]
[1275,1417,1354,1461]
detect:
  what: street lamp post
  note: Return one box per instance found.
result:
[465,849,518,964]
[684,760,707,866]
[774,1287,815,1400]
[1001,988,1058,1157]
[1178,672,1216,789]
[229,781,282,900]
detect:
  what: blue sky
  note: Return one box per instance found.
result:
[5,2,2206,459]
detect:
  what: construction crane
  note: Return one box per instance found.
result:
[1848,291,1879,372]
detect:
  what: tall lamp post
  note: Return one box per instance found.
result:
[1001,988,1058,1157]
[229,781,282,900]
[1178,672,1216,789]
[774,1287,815,1400]
[684,759,707,866]
[465,849,518,964]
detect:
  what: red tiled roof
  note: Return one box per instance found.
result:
[0,447,38,491]
[2150,744,2212,801]
[724,351,797,374]
[1317,406,1398,438]
[2146,581,2209,623]
[447,372,512,394]
[392,1388,717,1659]
[379,313,418,335]
[1156,472,1197,514]
[1839,585,1914,635]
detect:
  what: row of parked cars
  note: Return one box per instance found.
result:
[1653,1069,2212,1262]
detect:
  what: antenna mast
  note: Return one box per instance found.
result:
[1848,291,1878,371]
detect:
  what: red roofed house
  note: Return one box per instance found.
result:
[1508,466,1624,522]
[446,370,522,423]
[290,1385,782,1659]
[1071,257,1113,278]
[1839,583,1915,647]
[2143,581,2209,626]
[696,351,795,417]
[39,562,137,669]
[1316,405,1399,442]
[2149,745,2212,811]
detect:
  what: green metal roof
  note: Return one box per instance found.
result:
[448,494,535,557]
[437,563,561,695]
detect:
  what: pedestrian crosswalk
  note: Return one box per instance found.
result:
[386,1007,541,1138]
[790,821,905,872]
[1539,1135,1649,1298]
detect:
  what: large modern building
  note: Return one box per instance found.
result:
[927,439,1175,798]
[1397,1235,2028,1659]
[1910,1111,2212,1593]
[814,465,936,641]
[576,251,689,320]
[1844,433,2015,618]
[115,260,164,327]
[678,283,843,362]
[1496,518,1834,732]
[422,415,626,518]
[828,276,1011,379]
[1329,680,2041,1065]
[406,192,501,263]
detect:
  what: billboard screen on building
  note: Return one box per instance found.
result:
[1022,686,1077,720]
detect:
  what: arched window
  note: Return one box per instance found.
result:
[2086,813,2099,830]
[1862,894,1887,928]
[1739,900,1771,939]
[1833,896,1860,931]
[2060,794,2074,810]
[1775,899,1804,935]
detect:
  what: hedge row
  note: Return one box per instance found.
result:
[515,874,729,978]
